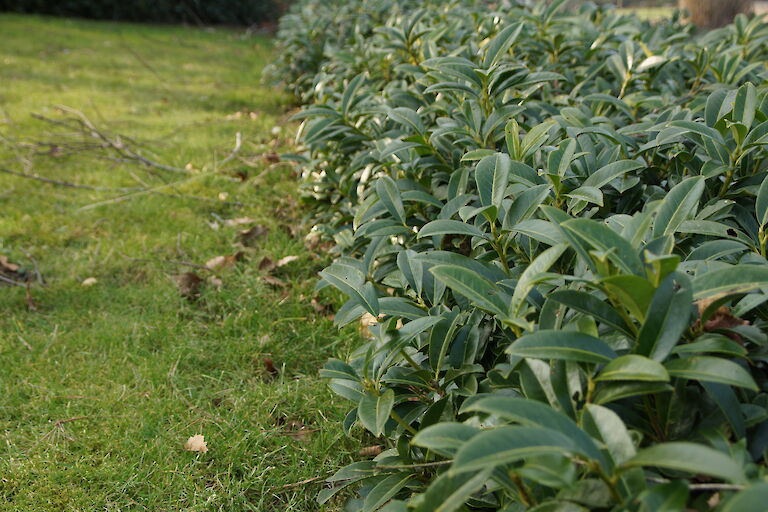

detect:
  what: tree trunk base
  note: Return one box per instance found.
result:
[679,0,753,29]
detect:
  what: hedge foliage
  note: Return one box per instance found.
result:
[0,0,285,25]
[270,1,768,510]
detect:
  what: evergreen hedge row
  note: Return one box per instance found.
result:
[270,1,768,510]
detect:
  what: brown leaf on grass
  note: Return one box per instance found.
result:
[207,276,223,290]
[280,224,301,238]
[262,275,288,288]
[0,255,27,284]
[175,272,203,299]
[0,256,20,273]
[264,152,280,164]
[259,257,276,272]
[284,420,314,442]
[224,217,255,227]
[304,234,334,253]
[81,277,98,287]
[237,225,269,247]
[263,357,279,379]
[310,298,334,317]
[184,434,208,453]
[205,253,242,271]
[276,255,299,267]
[359,445,383,457]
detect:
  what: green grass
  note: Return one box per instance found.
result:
[0,14,361,511]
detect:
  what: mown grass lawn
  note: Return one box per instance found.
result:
[0,14,359,511]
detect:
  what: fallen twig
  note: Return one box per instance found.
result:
[34,106,192,175]
[76,171,246,211]
[20,248,43,285]
[0,274,26,287]
[220,131,243,166]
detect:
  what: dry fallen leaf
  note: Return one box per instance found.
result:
[0,255,20,273]
[304,233,334,253]
[695,294,749,342]
[360,312,378,339]
[207,276,223,290]
[263,357,279,378]
[238,225,269,247]
[224,217,255,227]
[276,255,299,267]
[81,277,98,287]
[175,272,203,299]
[262,275,288,288]
[184,434,208,453]
[284,420,314,442]
[206,254,238,271]
[310,298,334,317]
[259,256,276,272]
[695,293,729,316]
[0,255,26,283]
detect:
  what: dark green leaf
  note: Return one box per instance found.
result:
[507,330,617,363]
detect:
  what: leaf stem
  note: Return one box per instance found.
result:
[390,409,418,435]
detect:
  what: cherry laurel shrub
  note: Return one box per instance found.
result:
[272,1,768,510]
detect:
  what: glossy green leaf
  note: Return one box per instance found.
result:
[320,261,380,316]
[665,356,757,390]
[563,218,644,276]
[653,177,706,238]
[451,426,583,474]
[358,389,395,436]
[412,423,479,458]
[595,355,669,382]
[375,176,406,225]
[593,381,673,405]
[363,473,412,512]
[475,153,511,208]
[484,22,524,67]
[581,160,644,189]
[692,265,768,299]
[623,442,746,483]
[756,174,768,226]
[429,264,508,316]
[548,290,632,336]
[507,330,617,363]
[510,243,567,318]
[463,396,607,466]
[722,483,768,512]
[635,272,693,361]
[582,404,636,465]
[418,219,489,240]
